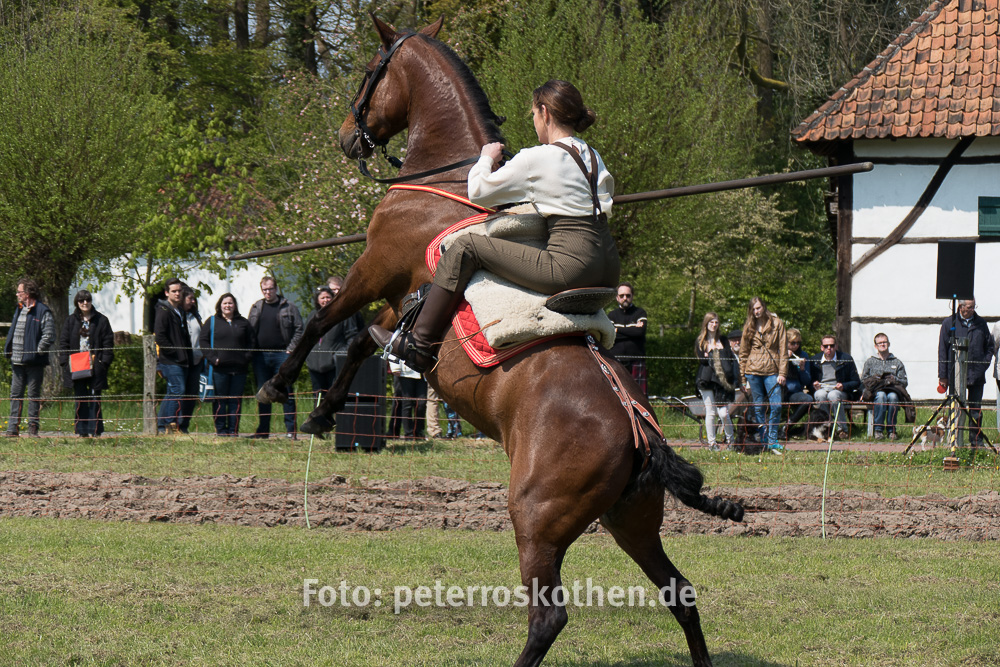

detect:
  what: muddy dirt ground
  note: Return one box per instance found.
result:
[1,470,998,539]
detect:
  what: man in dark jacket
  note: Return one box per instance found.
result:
[809,335,861,439]
[607,282,648,394]
[4,278,55,437]
[154,278,194,434]
[248,276,303,439]
[938,298,995,447]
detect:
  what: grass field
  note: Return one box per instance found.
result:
[2,406,998,665]
[1,519,998,666]
[1,432,998,501]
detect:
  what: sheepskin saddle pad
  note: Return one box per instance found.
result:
[435,205,616,351]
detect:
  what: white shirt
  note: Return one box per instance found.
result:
[467,137,614,218]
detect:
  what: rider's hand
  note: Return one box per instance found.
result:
[481,142,505,164]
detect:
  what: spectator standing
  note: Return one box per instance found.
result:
[324,276,365,371]
[200,294,254,436]
[307,278,366,393]
[726,329,751,427]
[861,333,909,440]
[153,278,194,434]
[783,329,813,439]
[248,276,303,439]
[809,335,861,440]
[178,286,203,433]
[694,312,737,450]
[444,403,463,439]
[305,287,339,394]
[993,320,1000,437]
[425,385,443,439]
[4,278,55,437]
[938,298,994,447]
[389,359,427,439]
[58,290,114,437]
[738,297,788,453]
[608,282,648,394]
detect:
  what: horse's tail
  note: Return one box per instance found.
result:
[640,438,744,523]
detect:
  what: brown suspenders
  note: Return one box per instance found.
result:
[552,141,602,218]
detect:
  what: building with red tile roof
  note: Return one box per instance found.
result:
[793,0,1000,400]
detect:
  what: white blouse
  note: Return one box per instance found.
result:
[467,136,614,218]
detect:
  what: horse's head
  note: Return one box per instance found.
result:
[339,15,443,159]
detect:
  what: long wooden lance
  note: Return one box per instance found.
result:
[228,162,872,261]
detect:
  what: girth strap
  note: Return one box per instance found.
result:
[584,335,661,468]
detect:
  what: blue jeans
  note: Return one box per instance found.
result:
[747,374,781,446]
[253,351,296,435]
[8,364,45,432]
[872,391,899,433]
[212,371,247,435]
[157,363,187,429]
[178,363,202,433]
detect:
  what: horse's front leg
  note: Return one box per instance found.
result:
[256,265,392,405]
[300,305,397,436]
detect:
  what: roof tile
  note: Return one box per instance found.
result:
[794,0,1000,143]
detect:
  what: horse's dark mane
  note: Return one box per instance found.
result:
[410,31,505,143]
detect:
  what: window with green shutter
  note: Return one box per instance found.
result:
[980,197,1000,237]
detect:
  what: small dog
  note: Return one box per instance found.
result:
[811,424,829,442]
[913,419,947,451]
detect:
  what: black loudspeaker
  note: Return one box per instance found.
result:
[335,397,385,451]
[335,354,386,399]
[936,240,976,300]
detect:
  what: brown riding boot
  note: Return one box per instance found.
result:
[369,284,461,373]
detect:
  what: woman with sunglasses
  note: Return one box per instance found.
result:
[58,290,115,437]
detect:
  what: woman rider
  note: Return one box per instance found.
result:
[370,79,620,372]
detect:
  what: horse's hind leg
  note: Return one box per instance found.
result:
[300,306,396,436]
[601,487,714,667]
[511,535,569,667]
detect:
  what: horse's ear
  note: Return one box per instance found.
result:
[419,16,444,39]
[370,13,397,48]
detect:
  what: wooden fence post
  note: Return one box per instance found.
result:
[143,334,157,435]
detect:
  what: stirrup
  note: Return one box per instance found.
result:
[545,287,616,314]
[393,332,437,372]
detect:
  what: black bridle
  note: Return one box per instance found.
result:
[348,31,507,185]
[349,31,416,165]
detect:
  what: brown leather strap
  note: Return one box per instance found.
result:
[552,141,601,218]
[585,335,660,468]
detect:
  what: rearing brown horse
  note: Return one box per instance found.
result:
[257,15,743,666]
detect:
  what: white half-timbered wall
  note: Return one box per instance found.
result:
[68,256,270,335]
[851,136,1000,399]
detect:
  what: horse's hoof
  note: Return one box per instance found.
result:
[256,379,288,405]
[301,414,336,436]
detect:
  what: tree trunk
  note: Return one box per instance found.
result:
[43,274,71,399]
[234,0,250,50]
[254,0,270,46]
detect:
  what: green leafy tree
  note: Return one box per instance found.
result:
[0,5,172,330]
[78,117,257,330]
[235,72,386,308]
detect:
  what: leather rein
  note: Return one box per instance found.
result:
[349,30,506,185]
